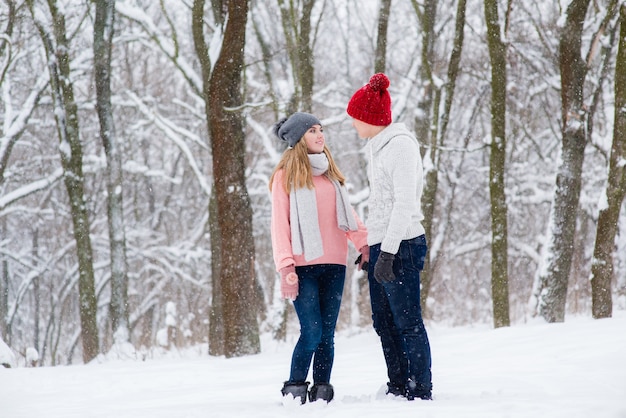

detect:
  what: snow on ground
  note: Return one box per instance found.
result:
[2,313,626,418]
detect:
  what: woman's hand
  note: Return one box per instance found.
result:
[355,245,370,271]
[280,265,299,300]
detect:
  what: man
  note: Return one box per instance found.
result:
[347,73,433,401]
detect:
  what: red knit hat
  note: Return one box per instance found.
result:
[347,73,392,126]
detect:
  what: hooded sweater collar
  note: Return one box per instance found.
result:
[367,123,411,154]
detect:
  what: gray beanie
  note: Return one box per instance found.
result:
[273,112,322,148]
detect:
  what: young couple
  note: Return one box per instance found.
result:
[270,73,433,404]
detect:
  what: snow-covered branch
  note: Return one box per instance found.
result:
[124,89,212,197]
[0,168,63,211]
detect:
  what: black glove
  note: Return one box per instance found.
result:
[354,254,369,271]
[374,251,395,283]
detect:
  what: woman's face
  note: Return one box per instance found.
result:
[303,124,325,154]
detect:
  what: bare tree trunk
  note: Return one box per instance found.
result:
[1,1,48,186]
[484,0,510,328]
[0,218,8,342]
[28,0,100,362]
[411,0,436,314]
[412,0,435,147]
[1,0,17,183]
[94,0,130,343]
[0,0,15,64]
[297,0,315,111]
[439,0,466,145]
[374,0,391,74]
[32,229,40,354]
[412,0,468,315]
[250,16,280,119]
[192,0,225,357]
[534,0,591,323]
[196,0,260,357]
[277,0,317,112]
[208,189,225,355]
[414,0,436,309]
[211,0,227,26]
[590,4,626,319]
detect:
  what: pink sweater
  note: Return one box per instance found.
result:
[271,169,368,271]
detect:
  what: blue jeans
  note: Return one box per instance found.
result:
[368,235,432,396]
[289,264,346,384]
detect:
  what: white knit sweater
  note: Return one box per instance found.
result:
[364,123,426,254]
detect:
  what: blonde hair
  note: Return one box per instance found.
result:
[269,137,346,193]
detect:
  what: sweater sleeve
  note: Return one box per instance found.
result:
[381,135,421,254]
[270,170,295,271]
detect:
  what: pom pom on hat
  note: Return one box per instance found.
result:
[273,112,322,148]
[368,73,390,91]
[346,73,392,126]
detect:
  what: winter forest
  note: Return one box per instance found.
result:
[0,0,625,367]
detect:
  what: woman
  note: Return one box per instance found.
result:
[270,112,369,404]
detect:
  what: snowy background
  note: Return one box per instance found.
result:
[2,312,625,418]
[2,0,625,369]
[1,5,625,418]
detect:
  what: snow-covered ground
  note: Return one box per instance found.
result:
[2,313,625,418]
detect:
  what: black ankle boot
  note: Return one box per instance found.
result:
[406,380,432,401]
[309,382,334,403]
[385,382,406,397]
[281,381,309,404]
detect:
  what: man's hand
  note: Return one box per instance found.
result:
[374,251,395,283]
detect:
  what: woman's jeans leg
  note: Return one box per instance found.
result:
[289,264,345,384]
[368,236,432,395]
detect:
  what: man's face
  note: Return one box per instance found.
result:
[351,118,372,139]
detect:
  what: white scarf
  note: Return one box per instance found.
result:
[290,153,358,261]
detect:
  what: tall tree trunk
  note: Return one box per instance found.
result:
[412,0,467,315]
[0,218,8,342]
[374,0,391,74]
[211,0,227,26]
[534,0,591,323]
[32,229,40,354]
[208,189,225,355]
[94,0,130,343]
[412,0,435,146]
[277,0,316,112]
[590,4,626,319]
[411,0,436,313]
[197,0,260,357]
[192,0,225,357]
[28,0,100,362]
[251,15,280,119]
[297,0,315,112]
[1,0,17,183]
[438,0,466,146]
[0,0,15,63]
[484,0,510,328]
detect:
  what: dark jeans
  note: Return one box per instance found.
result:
[368,235,432,396]
[289,264,346,384]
